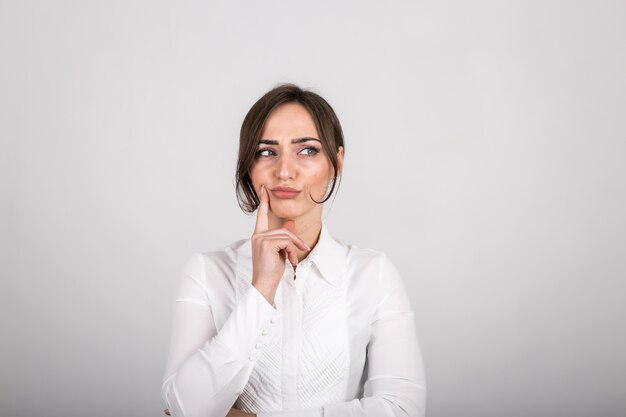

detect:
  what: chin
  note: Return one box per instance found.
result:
[270,202,306,219]
[271,208,303,220]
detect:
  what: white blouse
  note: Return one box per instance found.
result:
[161,222,426,417]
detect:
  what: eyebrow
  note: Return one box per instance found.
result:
[258,137,321,145]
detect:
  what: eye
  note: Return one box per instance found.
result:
[255,148,276,158]
[300,146,320,157]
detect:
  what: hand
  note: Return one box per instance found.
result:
[226,407,256,416]
[251,184,310,304]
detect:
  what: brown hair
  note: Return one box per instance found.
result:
[235,83,345,214]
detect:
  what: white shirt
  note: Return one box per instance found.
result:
[161,222,426,417]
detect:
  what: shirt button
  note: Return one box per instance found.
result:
[248,355,255,361]
[270,317,277,324]
[261,329,268,336]
[255,343,261,349]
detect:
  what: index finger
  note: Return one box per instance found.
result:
[254,184,269,233]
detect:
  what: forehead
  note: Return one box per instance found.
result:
[261,102,319,140]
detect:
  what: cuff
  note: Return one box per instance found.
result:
[213,285,282,366]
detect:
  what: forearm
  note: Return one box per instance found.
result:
[256,379,425,417]
[162,286,281,417]
[323,378,425,417]
[162,341,251,417]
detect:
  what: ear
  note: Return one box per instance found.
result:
[336,146,344,176]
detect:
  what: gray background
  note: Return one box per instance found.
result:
[1,1,625,416]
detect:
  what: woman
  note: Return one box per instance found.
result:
[161,84,426,417]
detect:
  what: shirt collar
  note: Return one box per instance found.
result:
[235,221,347,287]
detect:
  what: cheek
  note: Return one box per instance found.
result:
[306,165,332,188]
[249,165,265,183]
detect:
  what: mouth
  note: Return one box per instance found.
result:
[271,186,301,199]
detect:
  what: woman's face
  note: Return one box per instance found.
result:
[249,102,343,224]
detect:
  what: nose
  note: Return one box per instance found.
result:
[276,151,296,180]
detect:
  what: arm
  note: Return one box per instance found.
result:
[161,253,281,417]
[258,254,426,417]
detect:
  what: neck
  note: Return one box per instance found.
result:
[267,213,323,262]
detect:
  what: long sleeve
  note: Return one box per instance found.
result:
[161,253,281,417]
[258,254,426,417]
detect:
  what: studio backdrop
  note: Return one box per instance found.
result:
[1,1,625,417]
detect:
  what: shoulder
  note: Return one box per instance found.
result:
[342,244,411,319]
[178,238,248,290]
[344,244,403,289]
[200,238,246,270]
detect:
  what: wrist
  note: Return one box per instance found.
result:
[252,282,276,305]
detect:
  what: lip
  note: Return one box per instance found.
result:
[272,186,300,192]
[271,186,301,199]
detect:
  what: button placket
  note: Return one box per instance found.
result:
[294,262,311,295]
